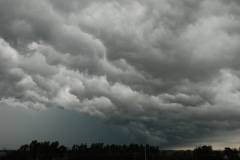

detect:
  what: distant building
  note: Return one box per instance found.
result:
[0,150,6,157]
[224,155,228,160]
[0,150,16,157]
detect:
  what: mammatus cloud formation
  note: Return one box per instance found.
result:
[0,0,240,148]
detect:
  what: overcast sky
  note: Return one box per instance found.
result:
[0,0,240,150]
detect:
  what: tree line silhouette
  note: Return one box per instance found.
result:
[1,140,240,160]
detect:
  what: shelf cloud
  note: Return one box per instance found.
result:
[0,0,240,148]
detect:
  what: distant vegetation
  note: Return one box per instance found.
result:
[0,140,240,160]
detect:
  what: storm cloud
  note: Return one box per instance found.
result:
[0,0,240,148]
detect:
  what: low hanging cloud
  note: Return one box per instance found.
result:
[0,0,240,148]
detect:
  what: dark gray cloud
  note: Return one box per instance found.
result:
[0,0,240,149]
